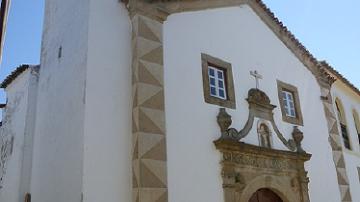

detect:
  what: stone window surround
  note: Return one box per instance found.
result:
[201,53,236,109]
[335,99,347,125]
[277,80,303,126]
[352,110,360,145]
[335,98,352,150]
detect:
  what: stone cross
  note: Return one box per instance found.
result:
[250,70,263,89]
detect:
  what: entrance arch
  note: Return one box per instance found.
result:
[239,175,295,202]
[249,188,283,202]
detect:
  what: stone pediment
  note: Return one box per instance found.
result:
[217,88,305,152]
[247,88,274,109]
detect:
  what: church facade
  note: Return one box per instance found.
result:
[0,0,359,202]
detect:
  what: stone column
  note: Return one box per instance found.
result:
[222,166,237,202]
[319,80,352,202]
[297,165,310,202]
[130,11,168,202]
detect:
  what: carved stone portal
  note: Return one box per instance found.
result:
[214,140,311,202]
[215,88,311,202]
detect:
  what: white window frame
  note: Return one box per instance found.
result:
[208,66,227,100]
[282,90,296,118]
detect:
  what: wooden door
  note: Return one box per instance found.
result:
[249,188,283,202]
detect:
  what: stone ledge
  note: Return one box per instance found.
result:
[214,139,311,161]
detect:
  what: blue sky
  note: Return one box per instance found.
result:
[263,0,360,89]
[0,1,359,103]
[0,0,44,102]
[1,0,44,77]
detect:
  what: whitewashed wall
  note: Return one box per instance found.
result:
[163,6,341,202]
[82,0,132,202]
[30,0,133,201]
[0,68,38,202]
[331,81,360,202]
[30,0,89,201]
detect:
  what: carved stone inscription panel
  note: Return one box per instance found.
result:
[223,152,296,171]
[214,140,311,202]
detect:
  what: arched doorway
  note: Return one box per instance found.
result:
[249,188,283,202]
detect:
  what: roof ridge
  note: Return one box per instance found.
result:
[319,61,360,96]
[254,0,318,62]
[0,64,39,89]
[250,0,343,87]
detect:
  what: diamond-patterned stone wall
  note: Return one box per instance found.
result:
[131,14,168,202]
[320,85,352,202]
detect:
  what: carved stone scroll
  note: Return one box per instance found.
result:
[217,88,299,151]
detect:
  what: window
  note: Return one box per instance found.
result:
[201,53,236,109]
[281,90,296,118]
[208,66,227,99]
[335,99,351,150]
[277,80,303,125]
[353,110,360,145]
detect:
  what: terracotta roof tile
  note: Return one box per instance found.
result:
[1,64,30,88]
[320,61,360,96]
[253,0,356,92]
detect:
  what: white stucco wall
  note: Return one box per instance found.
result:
[0,67,38,202]
[164,6,341,202]
[29,0,133,201]
[0,72,29,202]
[30,0,90,201]
[82,1,132,202]
[331,81,360,202]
